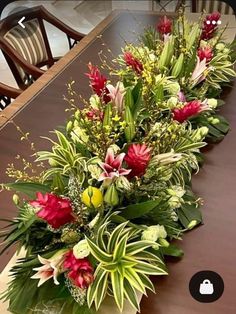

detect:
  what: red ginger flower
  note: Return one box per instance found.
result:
[123,51,143,75]
[30,192,74,229]
[172,100,202,123]
[201,12,221,40]
[197,46,213,63]
[124,144,151,178]
[63,251,94,288]
[157,16,172,35]
[86,63,110,104]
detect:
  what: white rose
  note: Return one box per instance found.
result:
[207,98,218,109]
[73,239,90,259]
[167,96,178,109]
[149,53,156,62]
[168,196,182,209]
[142,225,167,242]
[165,81,180,95]
[89,94,100,108]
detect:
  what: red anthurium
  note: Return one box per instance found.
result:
[64,251,94,289]
[124,143,151,178]
[30,192,74,229]
[123,51,143,75]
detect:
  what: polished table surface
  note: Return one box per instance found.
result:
[0,10,236,314]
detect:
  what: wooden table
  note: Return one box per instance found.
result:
[0,10,236,314]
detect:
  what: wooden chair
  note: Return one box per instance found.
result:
[0,82,22,110]
[0,5,85,90]
[176,0,234,14]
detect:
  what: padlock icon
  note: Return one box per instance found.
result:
[199,279,214,295]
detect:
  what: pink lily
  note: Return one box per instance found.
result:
[31,251,67,287]
[98,148,131,184]
[106,81,125,114]
[191,57,207,86]
[177,91,186,102]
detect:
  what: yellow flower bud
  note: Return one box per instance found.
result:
[187,220,198,230]
[66,121,73,133]
[13,194,19,205]
[159,238,169,247]
[82,186,103,208]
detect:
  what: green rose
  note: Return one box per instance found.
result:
[207,98,218,109]
[73,239,90,259]
[167,96,178,109]
[165,81,180,95]
[142,225,167,242]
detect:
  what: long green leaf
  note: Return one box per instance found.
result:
[86,237,113,263]
[111,271,124,312]
[122,199,161,220]
[123,278,140,312]
[124,268,145,294]
[4,182,51,198]
[87,266,106,307]
[113,234,128,261]
[134,260,167,275]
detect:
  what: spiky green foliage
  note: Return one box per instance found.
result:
[0,255,94,314]
[140,26,160,50]
[0,203,60,255]
[86,221,167,312]
[37,130,87,182]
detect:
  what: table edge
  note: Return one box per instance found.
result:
[0,9,179,129]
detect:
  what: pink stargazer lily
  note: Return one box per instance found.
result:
[191,57,207,86]
[98,148,131,183]
[106,81,125,114]
[31,251,66,287]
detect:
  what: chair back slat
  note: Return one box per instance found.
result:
[0,5,85,90]
[195,0,234,14]
[4,19,48,81]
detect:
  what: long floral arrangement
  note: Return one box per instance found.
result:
[0,10,235,314]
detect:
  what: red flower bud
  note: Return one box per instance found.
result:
[201,12,221,40]
[197,46,213,63]
[123,51,143,75]
[86,108,104,121]
[86,63,110,104]
[157,16,172,35]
